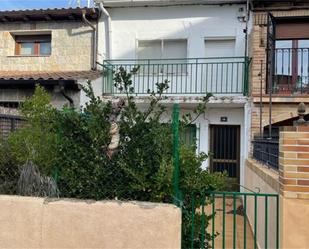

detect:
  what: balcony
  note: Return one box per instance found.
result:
[272,47,309,94]
[103,57,249,96]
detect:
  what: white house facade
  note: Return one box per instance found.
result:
[96,0,251,188]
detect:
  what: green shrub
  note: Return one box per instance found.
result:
[0,139,19,194]
[3,69,227,247]
[8,85,57,175]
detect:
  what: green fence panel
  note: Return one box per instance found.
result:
[186,191,279,249]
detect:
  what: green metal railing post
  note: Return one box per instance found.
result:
[265,196,268,249]
[233,194,237,249]
[201,193,206,248]
[276,195,280,249]
[212,193,215,249]
[244,194,247,249]
[190,193,196,249]
[243,57,249,96]
[172,103,181,206]
[222,193,226,249]
[254,195,258,249]
[52,166,59,184]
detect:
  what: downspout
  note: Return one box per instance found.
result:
[59,81,74,107]
[82,9,97,70]
[98,2,112,59]
[244,0,250,59]
[244,0,251,96]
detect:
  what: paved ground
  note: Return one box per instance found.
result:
[205,197,255,249]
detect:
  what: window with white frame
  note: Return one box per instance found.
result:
[137,39,187,74]
[204,39,237,93]
[204,39,236,57]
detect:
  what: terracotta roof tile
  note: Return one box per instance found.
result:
[0,71,102,81]
[0,8,98,22]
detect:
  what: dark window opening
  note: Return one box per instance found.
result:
[180,124,197,147]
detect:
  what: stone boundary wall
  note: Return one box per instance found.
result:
[0,196,181,249]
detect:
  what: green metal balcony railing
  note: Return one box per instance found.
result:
[103,57,249,96]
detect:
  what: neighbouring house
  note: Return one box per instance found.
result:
[96,0,251,188]
[245,1,309,248]
[249,0,309,169]
[250,0,309,140]
[0,7,102,110]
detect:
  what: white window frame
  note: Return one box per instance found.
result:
[137,39,188,75]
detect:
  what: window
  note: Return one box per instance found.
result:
[269,18,309,93]
[275,39,309,92]
[204,39,236,57]
[180,124,197,147]
[137,39,187,74]
[15,34,51,56]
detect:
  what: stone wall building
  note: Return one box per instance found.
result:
[0,8,102,109]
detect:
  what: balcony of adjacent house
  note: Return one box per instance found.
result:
[270,40,309,95]
[103,56,249,98]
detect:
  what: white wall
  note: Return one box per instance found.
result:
[79,77,103,109]
[98,4,247,60]
[161,103,248,186]
[96,3,250,185]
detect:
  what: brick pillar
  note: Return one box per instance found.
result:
[279,126,309,248]
[279,126,309,199]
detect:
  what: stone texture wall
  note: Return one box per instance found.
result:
[0,196,181,249]
[0,21,94,71]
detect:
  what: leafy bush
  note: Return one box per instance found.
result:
[4,67,227,247]
[7,86,57,175]
[0,139,19,194]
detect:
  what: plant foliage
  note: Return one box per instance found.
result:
[2,67,227,248]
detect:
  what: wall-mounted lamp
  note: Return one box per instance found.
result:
[237,7,247,23]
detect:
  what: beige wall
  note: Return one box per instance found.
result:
[245,159,279,249]
[0,21,93,71]
[281,198,309,249]
[0,195,181,249]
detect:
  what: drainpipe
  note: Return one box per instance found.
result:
[82,9,97,70]
[243,0,251,96]
[98,2,112,59]
[244,0,250,59]
[59,81,74,107]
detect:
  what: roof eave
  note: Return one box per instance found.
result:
[0,7,99,23]
[95,0,246,8]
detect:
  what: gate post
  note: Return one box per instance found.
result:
[279,124,309,248]
[172,103,181,206]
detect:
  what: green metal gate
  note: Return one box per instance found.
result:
[185,191,279,249]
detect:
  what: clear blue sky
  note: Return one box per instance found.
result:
[0,0,93,11]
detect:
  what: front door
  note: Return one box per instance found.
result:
[209,125,240,190]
